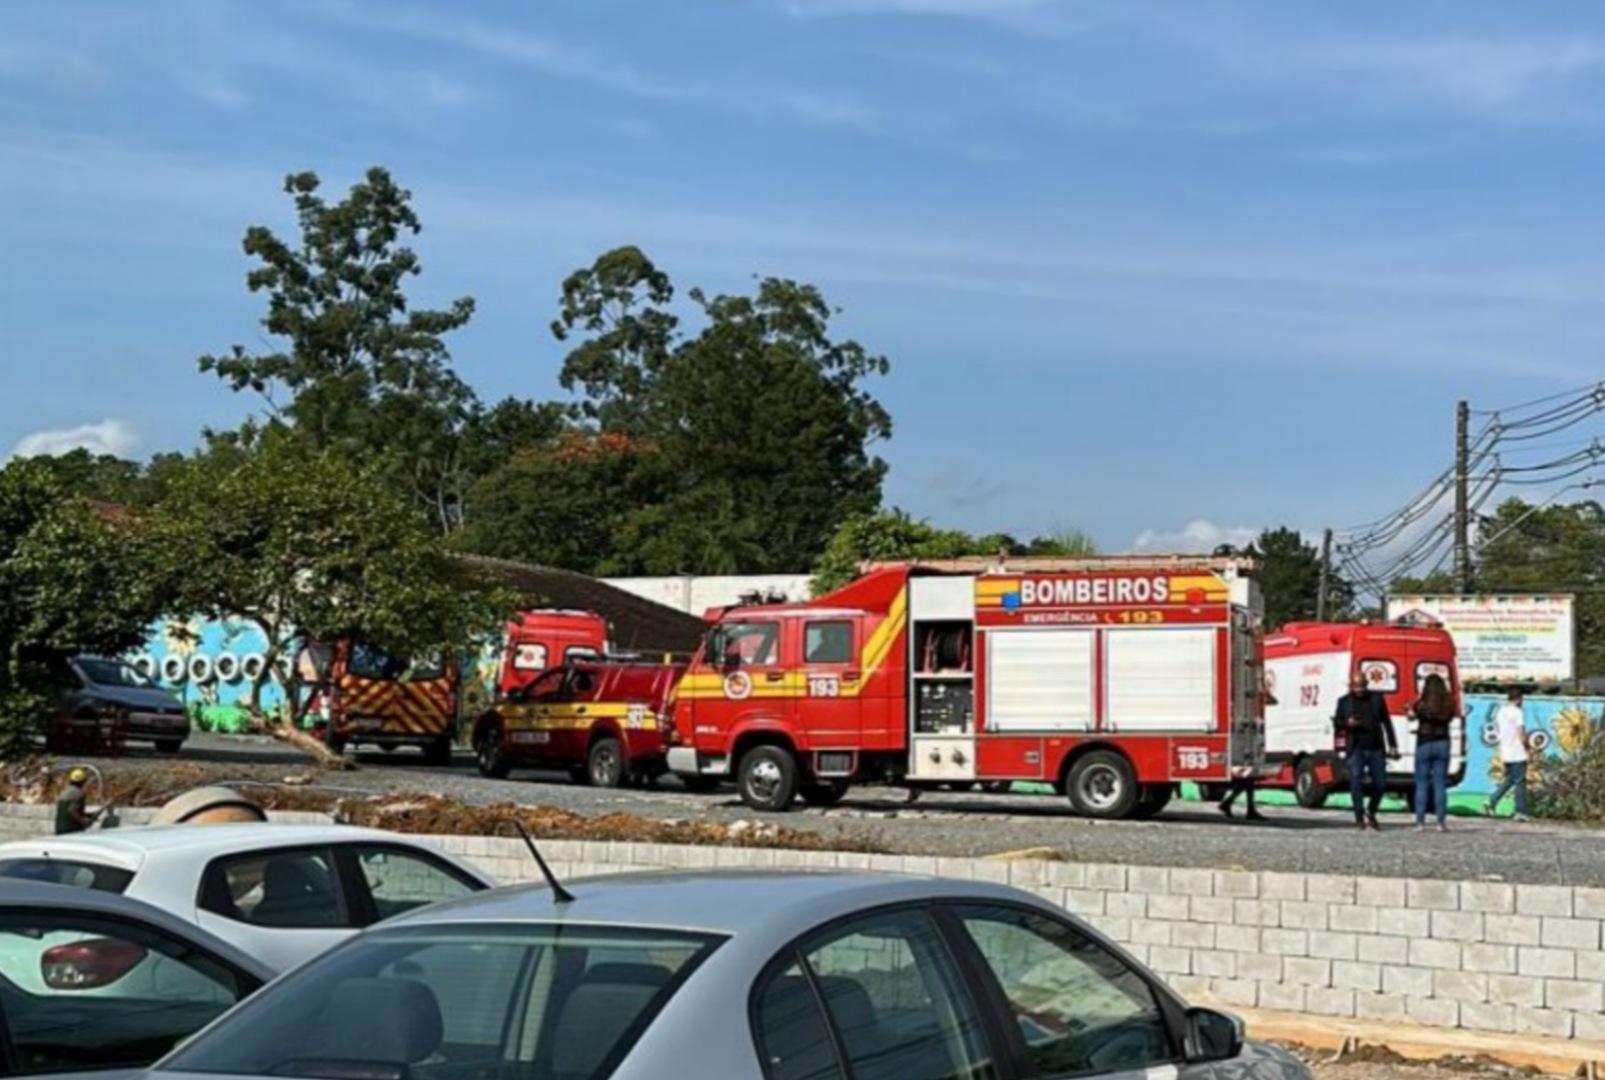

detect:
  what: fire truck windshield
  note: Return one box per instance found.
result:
[706,621,779,667]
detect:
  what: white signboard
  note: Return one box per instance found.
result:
[1386,594,1575,683]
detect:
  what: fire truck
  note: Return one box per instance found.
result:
[319,610,609,760]
[666,557,1266,817]
[1260,619,1464,809]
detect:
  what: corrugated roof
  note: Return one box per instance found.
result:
[449,554,706,656]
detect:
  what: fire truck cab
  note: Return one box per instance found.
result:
[1261,619,1465,808]
[667,557,1265,818]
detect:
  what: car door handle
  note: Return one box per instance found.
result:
[843,671,861,681]
[764,673,785,683]
[573,706,587,714]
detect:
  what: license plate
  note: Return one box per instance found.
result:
[512,731,550,745]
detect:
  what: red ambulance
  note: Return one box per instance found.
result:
[666,557,1267,817]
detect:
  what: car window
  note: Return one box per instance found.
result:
[74,659,154,688]
[200,848,350,929]
[161,924,722,1080]
[349,846,479,923]
[759,908,996,1080]
[753,961,845,1080]
[803,622,854,665]
[0,911,252,1075]
[951,904,1174,1078]
[709,622,780,667]
[0,858,133,894]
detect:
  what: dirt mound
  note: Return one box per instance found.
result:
[332,794,880,851]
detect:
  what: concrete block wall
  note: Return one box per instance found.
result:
[3,805,1600,1040]
[427,835,1605,1041]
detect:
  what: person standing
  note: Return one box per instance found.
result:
[1409,673,1457,832]
[1217,776,1266,821]
[1486,689,1531,821]
[54,768,101,835]
[1334,672,1398,831]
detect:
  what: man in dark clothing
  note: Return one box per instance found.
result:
[1333,673,1398,831]
[55,768,100,835]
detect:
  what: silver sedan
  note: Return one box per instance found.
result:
[148,870,1308,1080]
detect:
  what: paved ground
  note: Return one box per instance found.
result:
[59,732,1605,887]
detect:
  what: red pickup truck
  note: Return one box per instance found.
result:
[472,658,688,788]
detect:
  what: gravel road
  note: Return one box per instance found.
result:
[51,732,1605,887]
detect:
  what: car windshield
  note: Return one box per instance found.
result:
[160,923,723,1080]
[75,659,153,688]
[0,858,133,894]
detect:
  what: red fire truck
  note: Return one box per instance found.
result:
[666,557,1266,817]
[1260,619,1464,808]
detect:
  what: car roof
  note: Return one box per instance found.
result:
[0,879,274,982]
[0,823,456,869]
[384,870,1033,938]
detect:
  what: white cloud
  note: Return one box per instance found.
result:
[177,71,250,109]
[9,419,139,461]
[1130,519,1259,554]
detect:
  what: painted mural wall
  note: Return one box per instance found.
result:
[125,615,507,732]
[1461,692,1604,796]
[125,616,298,732]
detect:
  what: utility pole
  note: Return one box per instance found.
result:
[1453,399,1471,595]
[1317,528,1333,620]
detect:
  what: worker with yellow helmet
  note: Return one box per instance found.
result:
[55,767,102,835]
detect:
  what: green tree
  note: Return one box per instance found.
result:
[152,436,501,758]
[810,511,1096,594]
[1023,526,1101,557]
[551,249,892,573]
[0,459,169,752]
[1219,527,1353,629]
[198,167,480,532]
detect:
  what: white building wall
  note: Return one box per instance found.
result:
[602,574,813,615]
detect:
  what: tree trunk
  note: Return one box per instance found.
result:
[262,718,348,769]
[245,633,349,769]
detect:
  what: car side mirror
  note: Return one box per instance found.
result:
[1183,1007,1243,1063]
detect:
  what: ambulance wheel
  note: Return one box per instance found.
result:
[1067,751,1140,819]
[738,746,798,812]
[1294,758,1329,809]
[588,736,628,789]
[800,780,849,808]
[476,725,510,779]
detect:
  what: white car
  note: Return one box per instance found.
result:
[0,823,495,972]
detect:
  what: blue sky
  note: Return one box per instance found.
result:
[3,0,1604,556]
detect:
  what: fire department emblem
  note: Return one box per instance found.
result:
[723,671,754,701]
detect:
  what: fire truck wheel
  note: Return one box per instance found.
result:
[1066,751,1139,819]
[738,745,798,812]
[799,780,849,808]
[1129,784,1173,819]
[588,736,628,788]
[1294,758,1329,809]
[477,726,510,779]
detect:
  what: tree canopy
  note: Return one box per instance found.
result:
[1215,527,1354,629]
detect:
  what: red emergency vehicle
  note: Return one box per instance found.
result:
[1260,619,1464,808]
[472,658,687,786]
[666,557,1266,817]
[319,610,609,760]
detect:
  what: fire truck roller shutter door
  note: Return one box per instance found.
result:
[986,629,1095,732]
[1104,628,1215,732]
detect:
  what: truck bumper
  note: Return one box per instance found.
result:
[667,747,728,777]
